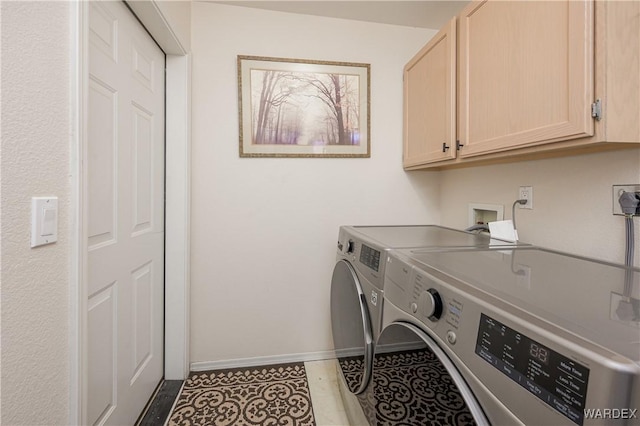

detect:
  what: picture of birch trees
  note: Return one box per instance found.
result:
[250,69,361,146]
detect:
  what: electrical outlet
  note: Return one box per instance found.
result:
[519,186,533,209]
[612,184,640,216]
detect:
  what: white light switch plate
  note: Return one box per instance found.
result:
[31,197,58,247]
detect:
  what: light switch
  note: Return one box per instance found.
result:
[41,207,56,236]
[31,197,58,247]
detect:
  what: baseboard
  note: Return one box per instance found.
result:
[190,350,337,372]
[189,340,423,372]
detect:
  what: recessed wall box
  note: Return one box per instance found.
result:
[468,203,504,227]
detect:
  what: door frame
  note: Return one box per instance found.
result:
[70,2,191,424]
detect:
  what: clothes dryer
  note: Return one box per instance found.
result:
[357,247,640,425]
[329,225,525,417]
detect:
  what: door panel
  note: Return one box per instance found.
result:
[403,18,456,167]
[87,284,117,424]
[132,103,154,235]
[459,0,593,157]
[131,261,153,379]
[88,1,165,424]
[330,260,373,395]
[87,78,117,250]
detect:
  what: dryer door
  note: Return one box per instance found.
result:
[363,322,489,426]
[330,259,374,395]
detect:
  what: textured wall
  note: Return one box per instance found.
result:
[439,149,640,266]
[1,2,71,424]
[190,2,440,366]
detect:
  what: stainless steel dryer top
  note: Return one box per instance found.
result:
[341,224,526,250]
[401,246,640,363]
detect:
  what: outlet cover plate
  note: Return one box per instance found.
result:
[613,184,640,215]
[519,186,533,209]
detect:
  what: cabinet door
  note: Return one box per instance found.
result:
[459,0,594,158]
[403,18,456,168]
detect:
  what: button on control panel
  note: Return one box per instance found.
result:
[446,298,464,330]
[359,244,380,272]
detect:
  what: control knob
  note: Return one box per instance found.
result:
[346,240,355,254]
[419,288,443,322]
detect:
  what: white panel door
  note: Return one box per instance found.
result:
[87,1,165,425]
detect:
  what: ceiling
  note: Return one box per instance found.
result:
[210,1,470,30]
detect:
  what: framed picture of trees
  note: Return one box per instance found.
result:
[237,55,370,158]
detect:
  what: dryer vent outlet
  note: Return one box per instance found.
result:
[468,203,504,227]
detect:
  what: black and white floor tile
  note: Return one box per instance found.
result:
[369,349,475,425]
[340,350,476,426]
[139,351,474,426]
[168,363,317,426]
[155,352,475,426]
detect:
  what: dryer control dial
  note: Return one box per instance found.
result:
[419,289,443,322]
[346,240,355,254]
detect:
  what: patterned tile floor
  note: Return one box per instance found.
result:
[166,359,351,426]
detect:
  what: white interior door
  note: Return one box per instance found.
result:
[87,1,165,424]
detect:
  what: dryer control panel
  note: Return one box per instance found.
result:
[475,313,589,425]
[359,244,381,272]
[337,228,387,291]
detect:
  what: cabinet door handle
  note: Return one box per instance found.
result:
[456,140,464,151]
[442,143,450,152]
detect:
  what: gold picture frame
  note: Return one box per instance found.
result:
[237,55,370,158]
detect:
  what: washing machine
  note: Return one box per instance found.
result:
[329,225,526,422]
[359,246,640,425]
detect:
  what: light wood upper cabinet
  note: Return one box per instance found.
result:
[458,0,594,157]
[593,0,640,144]
[404,0,640,170]
[403,18,456,167]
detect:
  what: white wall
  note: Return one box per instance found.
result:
[190,3,439,366]
[439,149,640,266]
[1,2,71,424]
